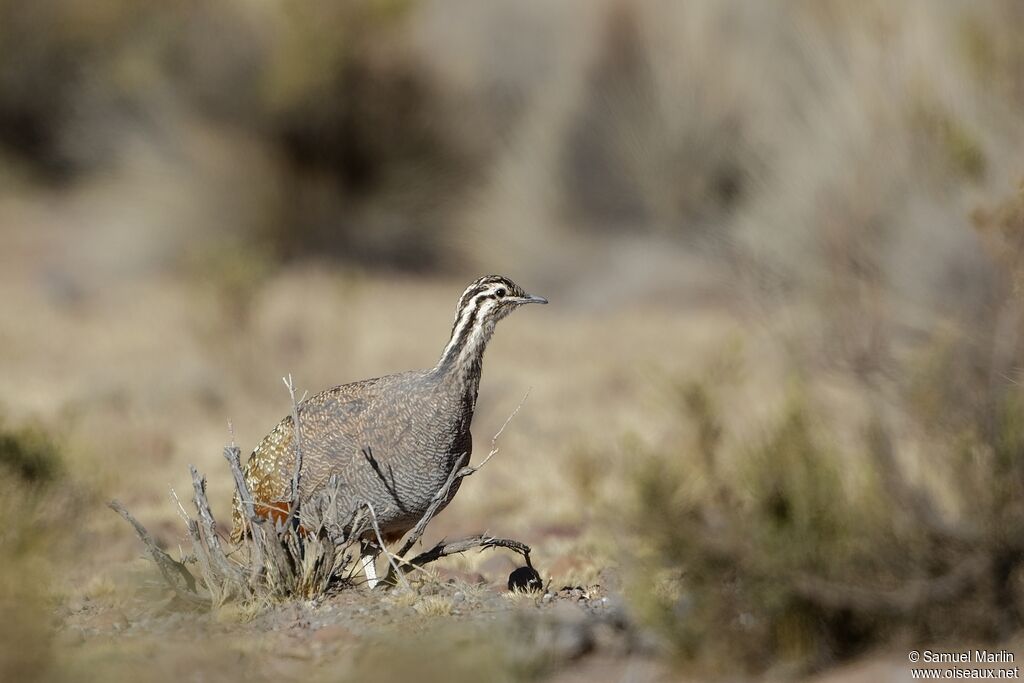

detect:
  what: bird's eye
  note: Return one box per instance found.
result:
[495,288,507,298]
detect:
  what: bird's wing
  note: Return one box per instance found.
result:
[239,378,383,513]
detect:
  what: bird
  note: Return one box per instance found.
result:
[231,275,547,588]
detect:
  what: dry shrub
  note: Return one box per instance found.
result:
[631,379,1024,675]
[109,444,370,609]
[629,184,1024,676]
[112,390,534,609]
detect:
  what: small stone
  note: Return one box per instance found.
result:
[452,591,466,603]
[542,593,553,604]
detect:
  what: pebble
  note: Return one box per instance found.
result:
[452,591,466,604]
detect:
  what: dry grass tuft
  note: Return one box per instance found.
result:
[412,595,455,617]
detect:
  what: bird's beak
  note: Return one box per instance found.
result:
[518,294,548,305]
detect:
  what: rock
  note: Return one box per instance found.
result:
[508,566,543,592]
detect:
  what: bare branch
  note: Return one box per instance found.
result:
[282,374,304,532]
[407,534,533,570]
[365,502,412,591]
[489,388,530,451]
[223,445,264,582]
[108,500,207,606]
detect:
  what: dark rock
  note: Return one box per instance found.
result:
[508,565,543,592]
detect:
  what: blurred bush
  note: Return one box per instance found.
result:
[0,420,72,680]
[1,0,1022,288]
[631,378,1024,675]
[0,0,484,270]
[627,183,1024,676]
[0,420,64,483]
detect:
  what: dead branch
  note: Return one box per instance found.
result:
[222,445,264,581]
[190,467,243,580]
[107,500,208,606]
[282,374,306,532]
[365,502,412,591]
[407,534,533,569]
[189,465,250,604]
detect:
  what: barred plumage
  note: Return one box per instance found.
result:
[231,275,547,586]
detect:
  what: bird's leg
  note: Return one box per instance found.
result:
[360,541,379,589]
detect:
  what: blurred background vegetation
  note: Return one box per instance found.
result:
[2,0,1024,680]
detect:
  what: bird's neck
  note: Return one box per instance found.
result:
[433,315,496,397]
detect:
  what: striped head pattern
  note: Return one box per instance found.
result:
[436,275,547,372]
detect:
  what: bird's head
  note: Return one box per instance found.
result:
[437,275,547,373]
[454,275,548,325]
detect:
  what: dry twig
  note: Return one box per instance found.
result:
[407,534,534,570]
[365,502,412,591]
[281,374,306,532]
[107,500,207,606]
